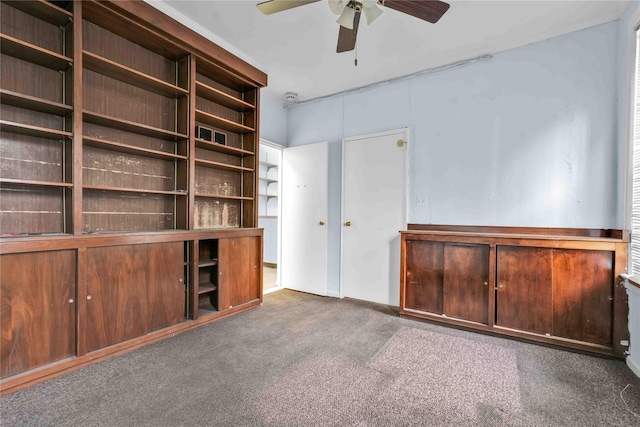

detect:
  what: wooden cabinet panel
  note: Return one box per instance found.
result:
[496,246,553,335]
[84,245,149,353]
[147,242,185,332]
[1,250,76,378]
[552,249,614,346]
[218,236,260,310]
[84,242,185,352]
[404,241,444,314]
[443,244,489,324]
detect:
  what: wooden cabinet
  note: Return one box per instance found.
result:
[218,236,262,310]
[404,241,489,325]
[1,250,76,378]
[404,240,443,314]
[192,235,262,317]
[443,244,489,325]
[84,242,184,353]
[552,249,614,346]
[0,1,266,395]
[400,225,629,358]
[496,246,553,334]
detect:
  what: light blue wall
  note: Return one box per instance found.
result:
[260,91,288,144]
[287,21,621,294]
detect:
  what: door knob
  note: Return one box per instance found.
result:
[344,221,351,226]
[319,221,325,226]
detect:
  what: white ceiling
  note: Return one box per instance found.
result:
[155,0,630,102]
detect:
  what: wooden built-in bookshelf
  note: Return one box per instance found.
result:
[0,0,266,395]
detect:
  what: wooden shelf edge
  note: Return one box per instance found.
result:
[0,120,71,140]
[83,110,188,141]
[195,81,255,112]
[83,185,188,196]
[83,50,188,97]
[4,0,72,27]
[0,33,72,71]
[0,89,72,116]
[83,136,187,161]
[0,178,72,188]
[194,158,252,172]
[194,138,254,156]
[195,109,254,134]
[194,193,253,201]
[197,283,217,294]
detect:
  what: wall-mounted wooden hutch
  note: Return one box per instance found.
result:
[0,0,266,395]
[400,225,630,358]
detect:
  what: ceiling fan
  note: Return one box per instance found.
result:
[256,0,450,53]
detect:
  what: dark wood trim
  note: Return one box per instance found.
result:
[400,231,622,250]
[0,228,263,254]
[407,224,629,241]
[72,0,83,235]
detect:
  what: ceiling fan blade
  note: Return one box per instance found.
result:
[381,0,450,24]
[256,0,321,15]
[336,10,361,53]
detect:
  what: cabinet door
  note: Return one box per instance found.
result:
[404,240,444,314]
[552,249,614,346]
[218,237,261,310]
[496,246,552,335]
[1,250,76,378]
[147,242,185,332]
[84,245,148,353]
[443,244,489,324]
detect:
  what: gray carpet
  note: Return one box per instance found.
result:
[1,289,639,426]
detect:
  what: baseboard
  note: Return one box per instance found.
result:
[627,354,640,378]
[263,263,277,269]
[326,290,341,299]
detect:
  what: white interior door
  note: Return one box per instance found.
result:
[341,129,407,305]
[281,142,329,295]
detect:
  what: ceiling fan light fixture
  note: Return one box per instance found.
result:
[337,5,356,29]
[362,3,382,25]
[328,0,349,15]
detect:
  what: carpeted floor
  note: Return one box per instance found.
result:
[2,289,639,426]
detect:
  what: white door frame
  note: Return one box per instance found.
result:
[260,138,284,294]
[339,127,409,300]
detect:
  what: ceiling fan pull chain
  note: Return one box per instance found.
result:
[355,44,358,66]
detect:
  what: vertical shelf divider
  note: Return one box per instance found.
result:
[72,0,83,235]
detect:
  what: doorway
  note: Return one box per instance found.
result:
[341,128,407,305]
[259,141,283,294]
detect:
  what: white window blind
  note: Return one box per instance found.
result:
[631,28,640,274]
